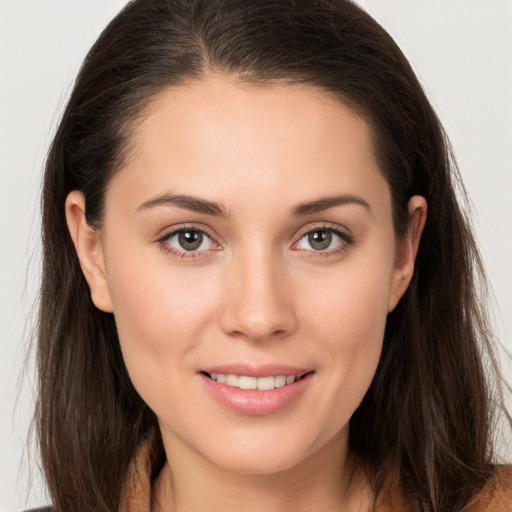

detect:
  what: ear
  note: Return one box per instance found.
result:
[65,191,113,313]
[387,195,427,312]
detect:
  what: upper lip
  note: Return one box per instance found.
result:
[199,364,312,378]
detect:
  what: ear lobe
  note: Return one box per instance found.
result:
[65,190,113,313]
[387,195,427,312]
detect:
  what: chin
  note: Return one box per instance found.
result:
[209,447,308,476]
[195,424,344,476]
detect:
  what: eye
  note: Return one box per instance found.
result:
[159,227,219,256]
[294,227,351,253]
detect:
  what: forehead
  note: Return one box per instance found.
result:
[108,75,388,216]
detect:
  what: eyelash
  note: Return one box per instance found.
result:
[156,224,221,260]
[292,224,354,258]
[156,223,354,260]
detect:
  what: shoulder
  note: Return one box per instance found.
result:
[462,465,512,511]
[377,465,512,512]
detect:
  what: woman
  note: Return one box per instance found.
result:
[34,0,511,511]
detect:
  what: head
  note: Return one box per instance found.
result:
[37,1,499,511]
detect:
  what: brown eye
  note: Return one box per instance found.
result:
[162,228,216,255]
[307,230,332,250]
[294,226,351,254]
[177,230,203,250]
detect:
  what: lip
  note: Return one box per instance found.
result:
[199,363,311,378]
[198,365,315,416]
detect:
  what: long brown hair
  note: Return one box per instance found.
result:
[36,1,509,510]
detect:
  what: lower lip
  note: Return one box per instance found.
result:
[199,372,315,416]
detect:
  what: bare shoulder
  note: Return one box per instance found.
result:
[463,465,512,511]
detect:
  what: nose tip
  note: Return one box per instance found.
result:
[220,259,297,343]
[223,311,291,343]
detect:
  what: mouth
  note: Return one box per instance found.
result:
[201,371,312,391]
[199,368,316,415]
[198,363,315,415]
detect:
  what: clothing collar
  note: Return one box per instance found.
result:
[117,431,512,512]
[119,434,163,512]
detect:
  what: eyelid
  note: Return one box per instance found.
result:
[292,222,353,243]
[156,222,218,242]
[291,223,354,254]
[156,223,222,259]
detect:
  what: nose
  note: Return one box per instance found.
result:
[220,248,297,343]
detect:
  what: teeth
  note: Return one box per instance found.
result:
[239,376,257,389]
[226,374,239,386]
[208,373,298,390]
[274,375,286,388]
[257,376,275,391]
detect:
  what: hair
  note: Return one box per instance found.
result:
[36,1,509,511]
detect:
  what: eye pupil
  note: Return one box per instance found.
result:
[178,230,203,250]
[308,230,332,250]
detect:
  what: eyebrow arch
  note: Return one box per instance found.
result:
[136,193,229,217]
[291,194,372,216]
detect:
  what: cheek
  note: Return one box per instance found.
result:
[104,251,220,393]
[298,256,392,417]
[302,254,391,348]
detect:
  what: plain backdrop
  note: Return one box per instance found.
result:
[1,1,511,510]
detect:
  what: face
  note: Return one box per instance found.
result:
[67,75,424,476]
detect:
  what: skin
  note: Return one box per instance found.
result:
[66,75,426,511]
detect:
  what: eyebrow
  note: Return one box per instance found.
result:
[136,194,229,217]
[136,192,371,218]
[291,194,372,216]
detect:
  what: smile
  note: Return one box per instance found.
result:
[199,369,315,415]
[207,373,297,390]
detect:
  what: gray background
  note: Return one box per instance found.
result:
[1,1,511,510]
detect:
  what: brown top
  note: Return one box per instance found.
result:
[118,436,512,512]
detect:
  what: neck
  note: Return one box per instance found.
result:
[151,430,373,512]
